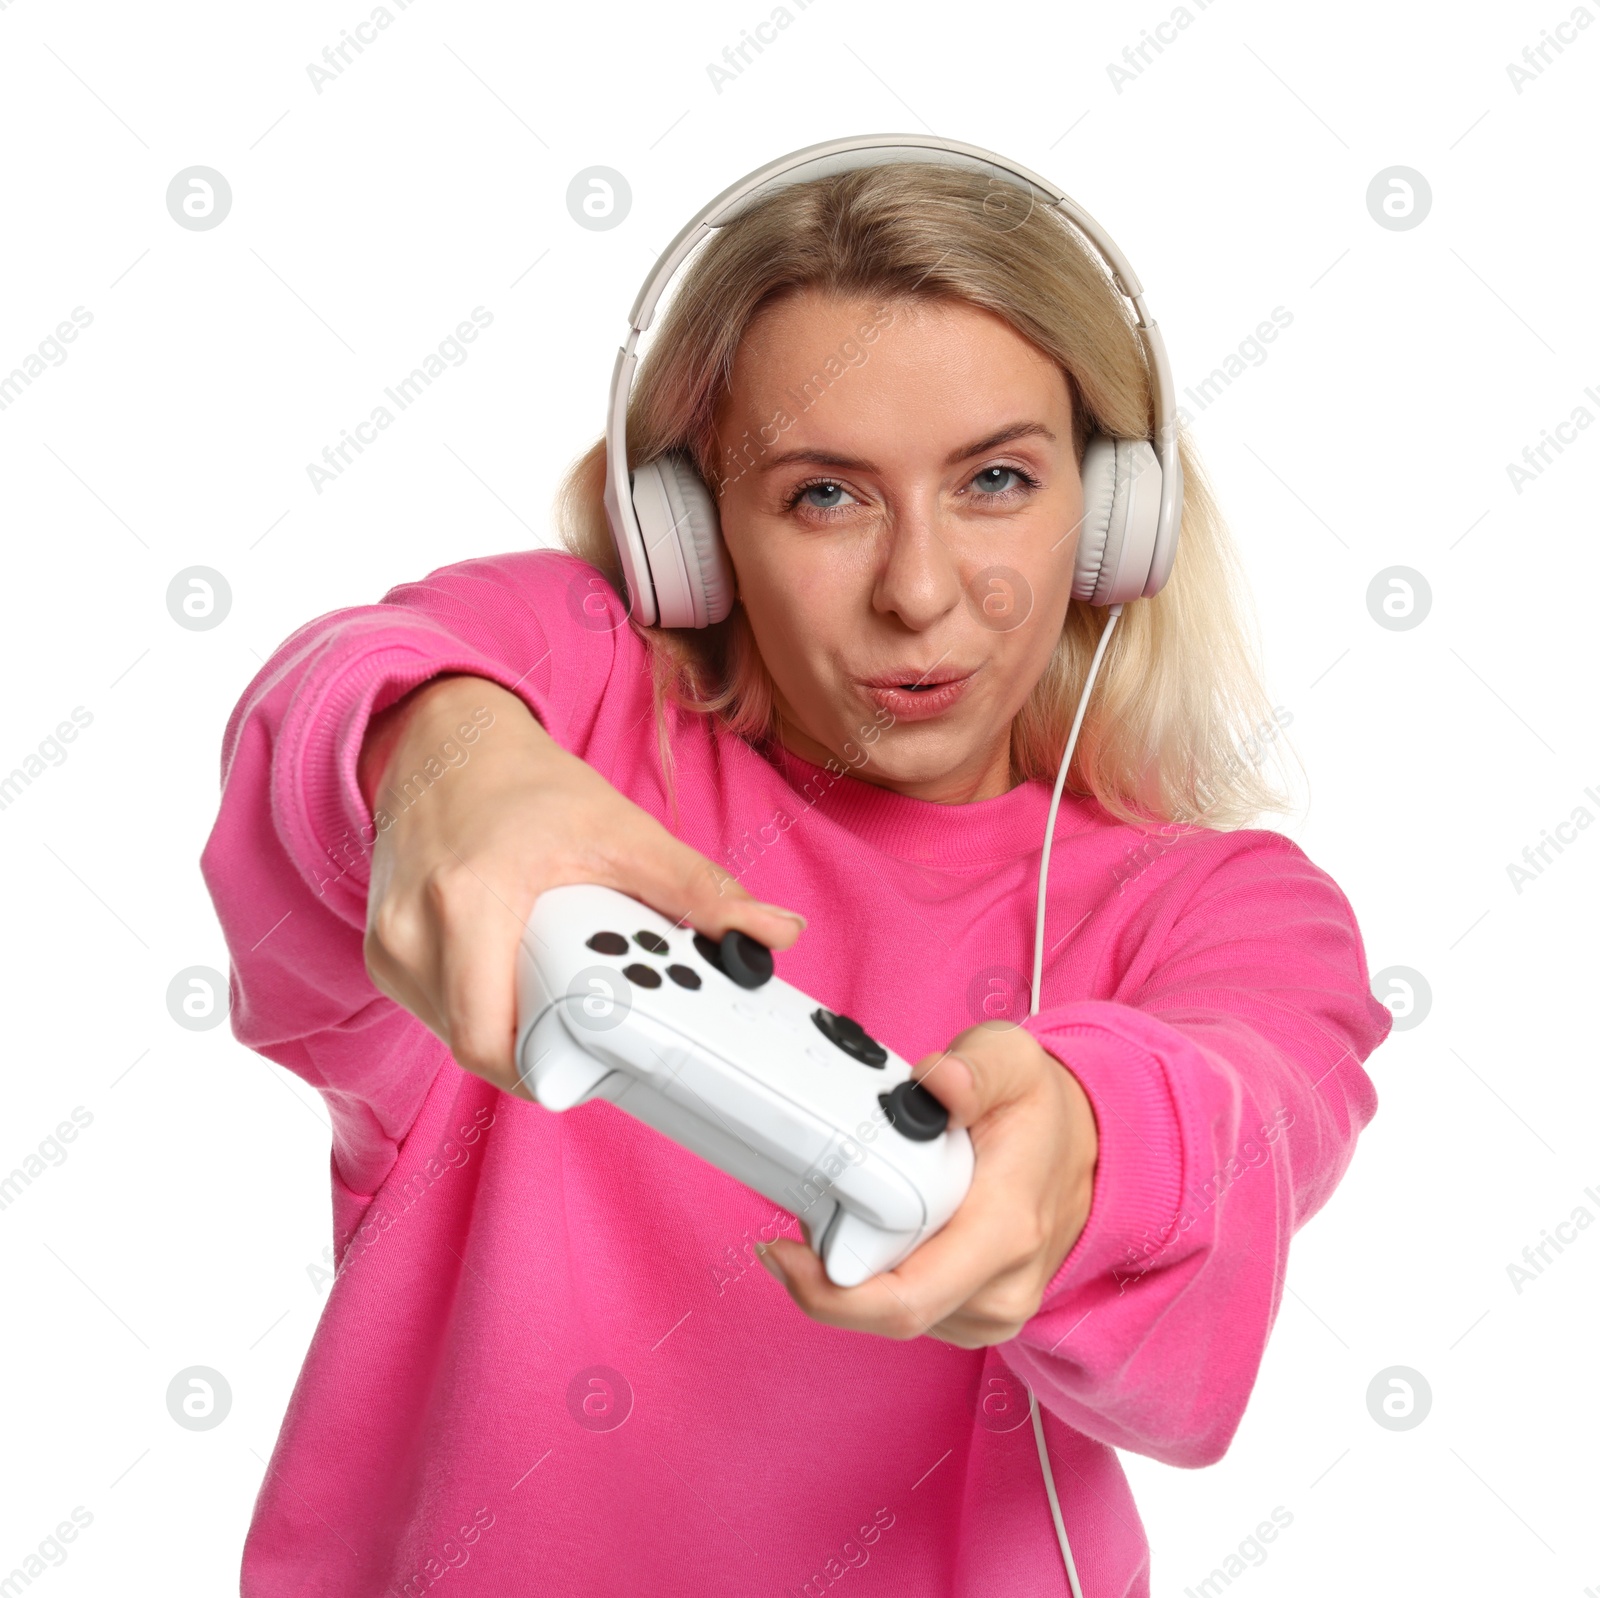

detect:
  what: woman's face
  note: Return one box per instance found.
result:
[712,289,1084,804]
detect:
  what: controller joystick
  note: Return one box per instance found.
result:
[692,928,773,990]
[879,1080,949,1141]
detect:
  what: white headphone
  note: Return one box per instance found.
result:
[602,132,1183,630]
[601,135,1188,1598]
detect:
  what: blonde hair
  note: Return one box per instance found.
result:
[556,161,1296,829]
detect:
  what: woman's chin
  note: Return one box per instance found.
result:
[840,726,1011,803]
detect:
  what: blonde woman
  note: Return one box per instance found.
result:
[202,152,1390,1598]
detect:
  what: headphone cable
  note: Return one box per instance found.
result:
[1031,602,1124,1012]
[1024,597,1123,1598]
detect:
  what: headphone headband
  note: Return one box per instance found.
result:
[603,133,1181,626]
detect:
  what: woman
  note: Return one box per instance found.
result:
[202,155,1389,1597]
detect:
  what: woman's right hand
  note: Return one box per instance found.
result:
[356,673,806,1100]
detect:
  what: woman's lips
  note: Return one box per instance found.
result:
[856,672,975,722]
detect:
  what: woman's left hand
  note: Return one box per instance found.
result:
[757,1021,1100,1347]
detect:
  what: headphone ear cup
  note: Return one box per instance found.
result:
[1073,435,1117,603]
[630,453,737,628]
[1072,435,1163,605]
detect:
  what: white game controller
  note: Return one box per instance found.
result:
[515,884,974,1287]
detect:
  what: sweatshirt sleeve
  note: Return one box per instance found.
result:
[198,549,628,1198]
[1004,832,1391,1468]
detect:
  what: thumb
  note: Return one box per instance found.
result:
[909,1023,1031,1131]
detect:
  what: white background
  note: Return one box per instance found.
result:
[1,0,1596,1592]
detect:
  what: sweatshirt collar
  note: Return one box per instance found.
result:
[761,740,1097,866]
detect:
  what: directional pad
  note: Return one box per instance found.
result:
[811,1008,887,1068]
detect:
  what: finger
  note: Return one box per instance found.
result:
[905,1048,978,1130]
[604,822,807,951]
[910,1024,1036,1130]
[915,1253,1052,1348]
[363,906,452,1042]
[366,943,451,1046]
[755,1233,969,1343]
[430,860,538,1098]
[756,1210,1009,1342]
[756,1133,1049,1340]
[365,884,538,1102]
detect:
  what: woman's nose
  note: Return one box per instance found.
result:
[872,497,964,630]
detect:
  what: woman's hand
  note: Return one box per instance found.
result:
[755,1021,1099,1348]
[357,673,807,1101]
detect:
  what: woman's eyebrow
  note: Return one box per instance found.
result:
[943,421,1057,464]
[761,420,1058,474]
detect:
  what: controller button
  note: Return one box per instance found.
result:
[721,930,773,989]
[693,929,773,990]
[666,964,700,990]
[586,931,628,956]
[622,963,661,988]
[811,1008,888,1068]
[634,930,670,955]
[878,1081,948,1142]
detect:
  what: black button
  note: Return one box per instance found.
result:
[878,1081,948,1142]
[586,931,628,956]
[811,1008,887,1068]
[693,929,773,990]
[666,964,701,990]
[622,963,661,988]
[634,930,669,955]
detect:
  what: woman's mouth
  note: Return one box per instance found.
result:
[856,669,976,722]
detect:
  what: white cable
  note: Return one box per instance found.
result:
[1031,602,1124,1017]
[1025,599,1123,1598]
[1031,1390,1085,1598]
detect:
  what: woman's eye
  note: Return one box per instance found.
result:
[971,465,1028,496]
[790,480,857,512]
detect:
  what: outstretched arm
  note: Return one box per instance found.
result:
[756,834,1390,1468]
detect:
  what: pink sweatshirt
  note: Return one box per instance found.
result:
[200,549,1389,1598]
